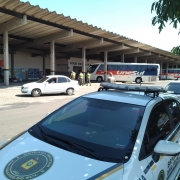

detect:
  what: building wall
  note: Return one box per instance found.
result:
[0,52,102,80]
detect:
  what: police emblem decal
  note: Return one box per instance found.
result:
[157,170,165,180]
[4,151,53,180]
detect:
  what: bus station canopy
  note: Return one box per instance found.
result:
[0,0,180,63]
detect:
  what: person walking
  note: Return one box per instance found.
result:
[107,72,116,83]
[86,72,91,86]
[78,72,83,86]
[70,71,76,80]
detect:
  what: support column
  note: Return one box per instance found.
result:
[104,51,108,82]
[121,54,124,63]
[11,50,14,79]
[82,47,86,84]
[50,40,55,75]
[3,31,9,86]
[145,59,147,63]
[166,63,169,80]
[42,54,46,76]
[153,60,156,64]
[134,57,137,63]
[159,62,162,80]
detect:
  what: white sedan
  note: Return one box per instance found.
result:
[21,75,79,97]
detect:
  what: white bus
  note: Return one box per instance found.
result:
[161,68,180,80]
[87,62,160,83]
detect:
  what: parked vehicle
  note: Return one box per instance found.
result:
[87,62,160,83]
[165,81,180,95]
[21,75,79,97]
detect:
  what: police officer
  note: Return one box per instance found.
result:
[86,72,91,86]
[78,72,83,86]
[70,71,76,80]
[107,72,116,83]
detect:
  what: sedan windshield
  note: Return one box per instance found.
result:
[165,83,180,94]
[33,97,145,163]
[36,77,49,83]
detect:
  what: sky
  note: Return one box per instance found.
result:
[21,0,180,52]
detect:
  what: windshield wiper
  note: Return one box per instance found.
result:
[37,125,103,160]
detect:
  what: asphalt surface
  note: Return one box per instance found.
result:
[0,80,171,142]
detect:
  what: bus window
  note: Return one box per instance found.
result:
[174,70,179,73]
[88,64,99,73]
[162,69,166,73]
[128,65,138,71]
[168,70,174,73]
[98,64,104,71]
[149,65,157,71]
[107,65,117,70]
[138,65,147,71]
[118,65,128,70]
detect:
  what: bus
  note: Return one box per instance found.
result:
[87,62,160,83]
[161,68,180,80]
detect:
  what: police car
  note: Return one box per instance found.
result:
[1,82,180,180]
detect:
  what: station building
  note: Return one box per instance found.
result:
[0,0,180,85]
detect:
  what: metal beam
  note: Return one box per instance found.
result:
[0,15,27,33]
[137,54,161,60]
[0,34,33,42]
[108,48,139,57]
[125,52,152,58]
[60,38,103,52]
[142,57,168,62]
[13,29,73,51]
[87,44,124,55]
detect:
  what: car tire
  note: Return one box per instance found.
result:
[135,77,142,84]
[66,88,74,95]
[31,88,41,97]
[96,76,103,82]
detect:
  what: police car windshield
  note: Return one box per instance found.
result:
[165,83,180,94]
[38,97,145,163]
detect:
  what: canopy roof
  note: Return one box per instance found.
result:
[0,0,179,63]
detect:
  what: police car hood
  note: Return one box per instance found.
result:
[0,132,123,180]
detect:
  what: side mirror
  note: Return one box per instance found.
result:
[154,140,180,156]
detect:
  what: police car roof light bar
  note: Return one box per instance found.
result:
[98,82,166,97]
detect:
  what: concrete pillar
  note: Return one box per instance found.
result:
[42,54,46,76]
[121,54,124,63]
[145,59,147,63]
[11,50,14,78]
[153,60,156,64]
[166,63,169,80]
[3,31,9,86]
[104,51,108,82]
[134,57,137,63]
[50,40,55,75]
[82,47,86,84]
[159,62,162,80]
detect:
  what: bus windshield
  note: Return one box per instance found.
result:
[88,64,99,73]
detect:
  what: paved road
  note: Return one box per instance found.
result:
[0,80,171,142]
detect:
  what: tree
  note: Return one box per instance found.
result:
[151,0,180,56]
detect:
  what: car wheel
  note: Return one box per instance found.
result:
[135,77,142,84]
[96,76,103,82]
[31,88,41,97]
[66,88,74,95]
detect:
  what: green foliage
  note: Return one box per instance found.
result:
[151,0,180,56]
